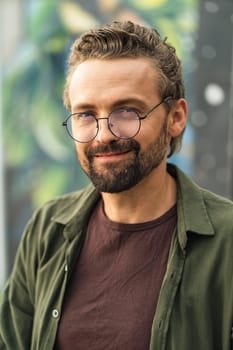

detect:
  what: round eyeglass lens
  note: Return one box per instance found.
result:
[68,114,98,142]
[109,109,140,139]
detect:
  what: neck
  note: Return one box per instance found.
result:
[101,163,177,224]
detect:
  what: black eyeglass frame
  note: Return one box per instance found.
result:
[62,96,173,143]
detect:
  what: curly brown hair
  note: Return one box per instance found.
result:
[63,21,185,156]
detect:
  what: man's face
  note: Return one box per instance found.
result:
[68,57,172,193]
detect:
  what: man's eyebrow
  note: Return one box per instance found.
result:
[71,102,96,111]
[72,98,148,111]
[111,98,148,109]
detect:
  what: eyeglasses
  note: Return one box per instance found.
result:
[62,96,172,143]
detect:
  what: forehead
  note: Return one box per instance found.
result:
[69,57,160,106]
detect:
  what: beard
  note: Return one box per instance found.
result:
[80,118,169,193]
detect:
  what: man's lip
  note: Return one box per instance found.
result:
[95,150,130,157]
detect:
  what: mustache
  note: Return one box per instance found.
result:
[86,139,140,158]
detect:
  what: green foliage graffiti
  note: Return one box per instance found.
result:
[2,0,198,263]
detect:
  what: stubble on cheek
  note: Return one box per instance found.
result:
[74,144,90,176]
[79,158,91,177]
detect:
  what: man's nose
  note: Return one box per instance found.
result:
[95,117,117,143]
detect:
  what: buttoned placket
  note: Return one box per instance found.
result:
[149,233,186,350]
[46,225,86,349]
[37,237,77,350]
[51,263,69,320]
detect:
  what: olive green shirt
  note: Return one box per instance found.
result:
[0,164,233,349]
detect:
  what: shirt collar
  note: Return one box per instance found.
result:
[167,163,215,250]
[51,184,100,240]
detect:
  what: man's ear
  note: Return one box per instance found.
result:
[168,98,188,137]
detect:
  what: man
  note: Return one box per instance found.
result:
[0,20,233,350]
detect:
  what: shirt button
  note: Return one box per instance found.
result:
[52,309,59,318]
[64,264,68,272]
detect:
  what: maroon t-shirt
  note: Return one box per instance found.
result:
[54,199,177,350]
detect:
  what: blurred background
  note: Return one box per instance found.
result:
[1,0,233,289]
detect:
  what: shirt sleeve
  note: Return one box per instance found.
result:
[0,218,37,349]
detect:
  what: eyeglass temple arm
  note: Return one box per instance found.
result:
[140,96,173,120]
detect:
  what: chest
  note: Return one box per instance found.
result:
[54,204,176,349]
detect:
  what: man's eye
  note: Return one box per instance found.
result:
[77,112,94,118]
[71,113,95,125]
[111,108,139,119]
